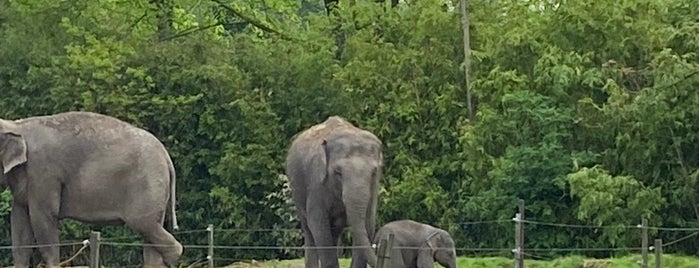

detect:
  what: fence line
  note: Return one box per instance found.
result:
[3,201,698,267]
[94,242,665,253]
[0,221,690,248]
[92,220,699,235]
[0,220,692,250]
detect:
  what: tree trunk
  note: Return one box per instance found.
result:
[324,0,348,60]
[460,0,474,121]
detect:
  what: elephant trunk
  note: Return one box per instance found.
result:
[439,254,457,268]
[342,172,378,267]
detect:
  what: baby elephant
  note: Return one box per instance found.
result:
[373,220,457,268]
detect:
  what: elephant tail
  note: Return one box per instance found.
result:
[167,153,179,231]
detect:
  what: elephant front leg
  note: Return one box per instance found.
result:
[28,203,61,267]
[307,211,339,268]
[416,249,436,268]
[300,218,320,268]
[10,204,36,268]
[31,219,61,267]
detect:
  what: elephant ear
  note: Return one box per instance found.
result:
[0,132,27,174]
[425,231,440,253]
[319,139,330,184]
[418,232,439,268]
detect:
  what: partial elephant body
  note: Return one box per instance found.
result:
[285,116,383,268]
[373,220,457,268]
[0,111,182,268]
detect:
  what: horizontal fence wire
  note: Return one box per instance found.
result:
[518,219,638,229]
[173,229,210,235]
[459,219,512,225]
[518,218,699,232]
[216,228,299,233]
[661,232,699,248]
[0,240,87,250]
[98,241,647,253]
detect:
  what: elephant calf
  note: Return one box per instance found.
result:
[373,220,457,268]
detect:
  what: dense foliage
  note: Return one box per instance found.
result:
[1,0,698,266]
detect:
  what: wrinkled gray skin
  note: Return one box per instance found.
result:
[373,220,457,268]
[285,116,383,268]
[0,111,182,268]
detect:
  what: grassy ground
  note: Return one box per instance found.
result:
[220,254,699,267]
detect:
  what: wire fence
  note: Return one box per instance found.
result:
[1,204,697,267]
[0,230,677,267]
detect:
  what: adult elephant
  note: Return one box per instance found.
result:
[373,220,457,268]
[0,111,182,268]
[285,116,383,268]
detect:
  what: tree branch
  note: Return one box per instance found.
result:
[162,22,226,41]
[210,0,296,41]
[129,11,149,31]
[654,69,699,91]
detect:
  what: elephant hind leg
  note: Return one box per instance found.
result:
[125,214,183,266]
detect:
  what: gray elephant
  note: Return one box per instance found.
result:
[0,111,182,268]
[285,116,383,268]
[373,220,457,268]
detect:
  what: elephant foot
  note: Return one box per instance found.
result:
[161,242,183,265]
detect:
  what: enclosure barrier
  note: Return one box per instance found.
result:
[1,199,697,267]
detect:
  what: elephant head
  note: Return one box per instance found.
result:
[321,132,382,195]
[0,119,27,179]
[320,130,383,266]
[422,230,457,268]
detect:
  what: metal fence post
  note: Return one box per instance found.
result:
[514,212,522,268]
[513,199,525,268]
[641,219,648,268]
[208,224,214,268]
[89,231,101,268]
[518,199,525,268]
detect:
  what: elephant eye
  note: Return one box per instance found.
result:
[333,167,342,176]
